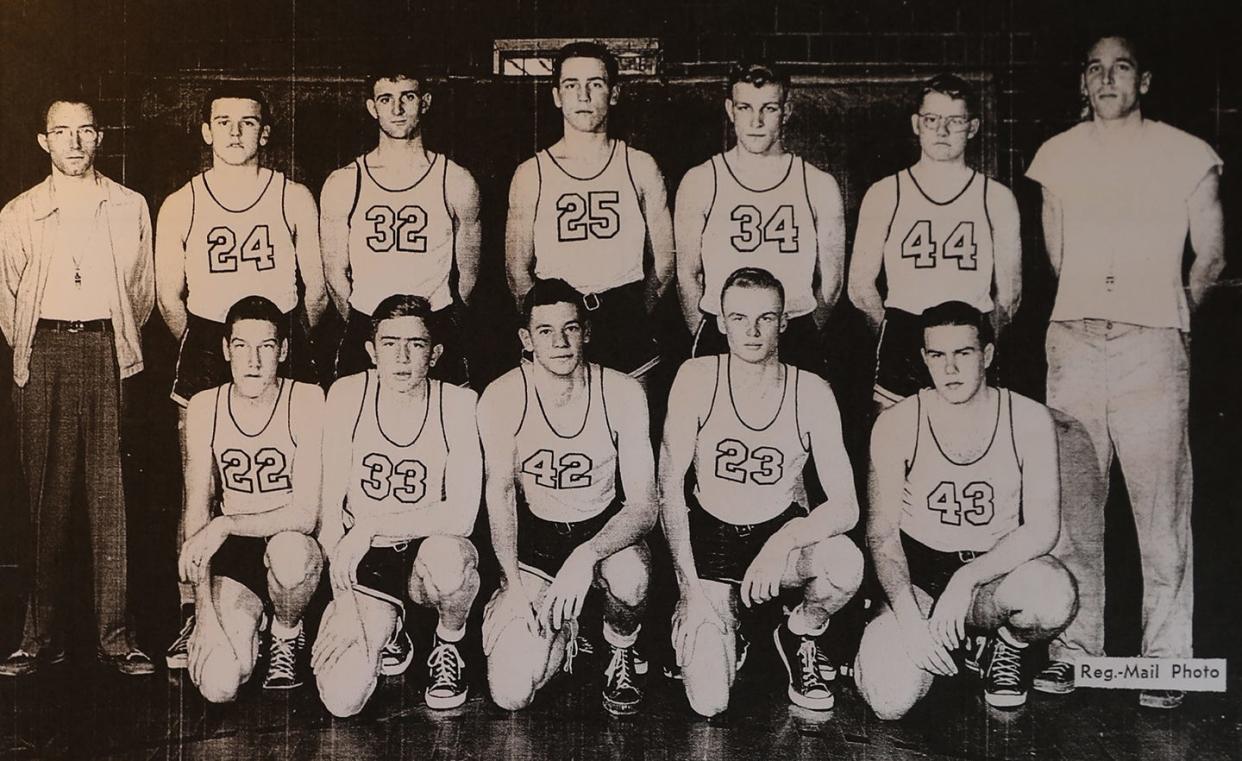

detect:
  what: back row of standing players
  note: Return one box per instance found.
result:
[149,39,1179,717]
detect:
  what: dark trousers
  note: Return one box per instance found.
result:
[13,325,131,655]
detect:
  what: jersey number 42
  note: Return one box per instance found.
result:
[522,449,593,489]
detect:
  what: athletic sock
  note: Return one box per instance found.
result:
[435,623,466,644]
[786,603,830,638]
[178,583,196,608]
[271,619,302,640]
[996,626,1028,649]
[603,622,640,649]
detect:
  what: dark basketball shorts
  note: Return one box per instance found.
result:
[350,539,427,622]
[692,311,824,374]
[873,308,932,406]
[517,499,622,583]
[335,303,470,386]
[579,281,660,378]
[688,496,809,586]
[900,532,980,603]
[211,535,271,602]
[172,310,318,406]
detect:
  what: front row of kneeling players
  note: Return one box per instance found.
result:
[177,269,1078,719]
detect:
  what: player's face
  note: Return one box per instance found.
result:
[202,98,270,166]
[719,285,786,364]
[38,102,101,177]
[520,302,589,376]
[911,91,977,162]
[553,57,617,134]
[367,77,429,140]
[1082,36,1149,122]
[726,82,788,155]
[921,324,993,405]
[367,316,442,394]
[223,319,287,399]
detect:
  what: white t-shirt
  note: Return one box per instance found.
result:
[1026,119,1222,330]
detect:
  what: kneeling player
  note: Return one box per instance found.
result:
[179,296,325,700]
[479,278,657,716]
[661,268,863,716]
[856,301,1078,717]
[313,295,482,717]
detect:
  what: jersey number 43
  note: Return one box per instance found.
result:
[927,480,994,526]
[900,220,978,270]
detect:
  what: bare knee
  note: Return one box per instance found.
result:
[194,651,246,704]
[810,535,865,598]
[317,651,377,718]
[597,547,650,610]
[266,532,322,590]
[414,536,478,598]
[486,623,550,712]
[1003,557,1079,636]
[855,612,930,721]
[682,632,732,718]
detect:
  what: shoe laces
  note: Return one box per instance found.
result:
[796,640,828,691]
[605,645,636,692]
[1044,661,1073,678]
[172,615,195,646]
[427,641,463,691]
[562,620,581,675]
[268,632,300,678]
[988,638,1023,687]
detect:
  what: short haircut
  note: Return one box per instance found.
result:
[919,301,994,348]
[1083,31,1148,73]
[365,68,425,98]
[916,73,979,118]
[202,84,272,126]
[522,278,586,327]
[727,62,791,99]
[225,295,287,341]
[552,41,619,87]
[370,294,435,343]
[40,91,97,132]
[721,267,786,312]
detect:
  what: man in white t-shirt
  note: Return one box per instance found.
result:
[1025,32,1224,709]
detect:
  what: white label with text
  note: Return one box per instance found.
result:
[1076,657,1226,691]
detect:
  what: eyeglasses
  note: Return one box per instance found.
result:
[45,126,100,142]
[917,113,972,132]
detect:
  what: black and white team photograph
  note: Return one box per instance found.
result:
[0,0,1238,758]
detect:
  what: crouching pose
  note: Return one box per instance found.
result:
[856,301,1078,717]
[479,278,658,716]
[313,294,482,716]
[180,296,325,700]
[661,267,863,716]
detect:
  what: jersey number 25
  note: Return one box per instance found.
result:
[557,191,620,242]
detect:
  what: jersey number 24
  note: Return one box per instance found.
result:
[900,220,978,270]
[208,225,276,273]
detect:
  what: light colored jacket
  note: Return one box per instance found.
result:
[0,172,154,386]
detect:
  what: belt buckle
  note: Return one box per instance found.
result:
[736,524,754,538]
[958,550,978,563]
[66,320,86,333]
[583,292,601,312]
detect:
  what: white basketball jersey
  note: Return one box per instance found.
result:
[346,371,449,544]
[346,153,456,314]
[901,388,1023,552]
[514,362,618,522]
[532,140,646,294]
[211,379,300,516]
[693,356,810,525]
[699,154,819,318]
[881,169,996,315]
[185,169,299,322]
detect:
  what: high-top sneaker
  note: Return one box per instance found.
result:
[424,635,468,709]
[773,623,834,711]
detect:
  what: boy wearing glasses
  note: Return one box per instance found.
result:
[848,74,1021,409]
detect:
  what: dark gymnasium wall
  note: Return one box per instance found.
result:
[0,0,1239,661]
